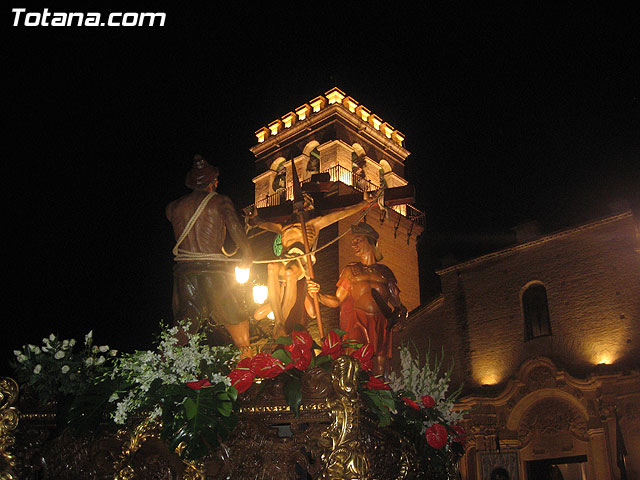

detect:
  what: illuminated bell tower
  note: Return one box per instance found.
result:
[250,87,425,330]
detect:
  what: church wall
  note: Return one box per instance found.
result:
[393,296,470,387]
[438,213,639,390]
[312,223,340,335]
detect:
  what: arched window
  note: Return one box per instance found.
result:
[522,283,552,341]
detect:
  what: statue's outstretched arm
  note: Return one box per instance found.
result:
[247,207,283,234]
[311,197,372,231]
[307,276,349,309]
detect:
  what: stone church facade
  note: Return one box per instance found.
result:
[397,211,640,479]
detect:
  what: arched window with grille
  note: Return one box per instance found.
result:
[521,282,552,341]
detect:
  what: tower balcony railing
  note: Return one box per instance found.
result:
[253,164,425,228]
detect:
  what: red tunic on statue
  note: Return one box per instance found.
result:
[336,264,397,359]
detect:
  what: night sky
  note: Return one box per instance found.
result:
[4,4,638,373]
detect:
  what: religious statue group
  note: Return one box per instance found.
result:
[167,156,406,376]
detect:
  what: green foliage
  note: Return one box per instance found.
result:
[274,336,293,345]
[161,383,238,461]
[67,376,127,433]
[271,348,292,364]
[9,325,467,471]
[283,374,302,416]
[386,343,467,478]
[361,389,394,427]
[10,331,117,405]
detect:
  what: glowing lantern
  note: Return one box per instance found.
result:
[252,285,268,304]
[235,266,250,284]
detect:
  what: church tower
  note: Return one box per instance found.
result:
[249,87,425,331]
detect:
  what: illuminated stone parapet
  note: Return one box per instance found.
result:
[252,87,406,149]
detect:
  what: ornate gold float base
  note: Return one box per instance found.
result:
[1,359,420,479]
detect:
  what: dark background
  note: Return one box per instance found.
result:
[4,3,638,373]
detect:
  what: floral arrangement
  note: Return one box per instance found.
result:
[387,344,467,477]
[225,329,465,477]
[10,324,465,472]
[97,321,238,461]
[11,331,117,405]
[226,329,395,419]
[108,322,235,425]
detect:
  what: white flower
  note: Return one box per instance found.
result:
[62,339,69,348]
[13,350,21,356]
[109,350,118,357]
[28,344,37,352]
[33,364,42,374]
[54,351,65,360]
[34,346,41,354]
[42,338,50,345]
[85,357,94,366]
[99,345,109,353]
[69,339,76,347]
[61,365,70,374]
[41,346,49,353]
[97,356,106,365]
[85,331,93,344]
[17,354,27,363]
[49,333,56,341]
[108,393,120,403]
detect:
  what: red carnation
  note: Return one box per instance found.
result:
[366,375,391,390]
[402,397,421,410]
[421,395,436,408]
[425,424,448,449]
[250,352,285,379]
[321,331,344,359]
[350,344,373,371]
[185,378,212,390]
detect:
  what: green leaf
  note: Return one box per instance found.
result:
[275,336,293,345]
[333,328,347,337]
[67,376,127,433]
[216,393,233,417]
[272,349,292,364]
[315,355,331,365]
[362,390,394,427]
[184,397,197,420]
[227,385,238,402]
[283,376,302,417]
[162,383,238,461]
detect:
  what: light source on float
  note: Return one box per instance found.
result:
[235,266,250,284]
[267,311,275,320]
[252,285,268,304]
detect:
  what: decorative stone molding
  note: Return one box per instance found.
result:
[456,357,640,479]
